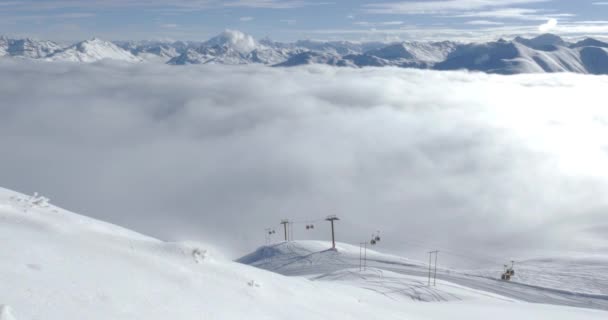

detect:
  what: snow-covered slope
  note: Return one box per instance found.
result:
[2,186,607,319]
[240,241,608,311]
[0,187,408,319]
[45,38,141,63]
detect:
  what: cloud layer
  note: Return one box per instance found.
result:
[1,61,608,265]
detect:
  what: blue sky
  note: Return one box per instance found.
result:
[1,0,608,41]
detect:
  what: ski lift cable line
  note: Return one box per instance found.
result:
[394,233,509,261]
[288,217,327,224]
[269,218,513,266]
[395,237,506,266]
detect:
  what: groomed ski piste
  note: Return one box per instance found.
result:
[239,241,608,310]
[1,186,607,320]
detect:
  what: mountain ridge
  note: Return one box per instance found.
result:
[2,31,608,74]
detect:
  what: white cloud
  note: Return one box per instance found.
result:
[239,16,254,22]
[363,0,550,14]
[354,21,405,27]
[302,20,608,42]
[0,0,316,11]
[280,19,297,25]
[465,20,505,25]
[223,0,311,9]
[1,61,607,263]
[449,8,573,21]
[539,18,558,32]
[160,23,178,28]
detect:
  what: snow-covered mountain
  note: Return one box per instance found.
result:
[346,41,457,68]
[277,34,608,74]
[2,32,608,74]
[2,186,607,319]
[435,34,608,74]
[114,40,203,63]
[0,37,62,58]
[45,38,142,63]
[168,30,296,65]
[294,40,386,55]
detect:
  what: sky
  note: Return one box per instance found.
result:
[1,0,608,41]
[1,60,608,265]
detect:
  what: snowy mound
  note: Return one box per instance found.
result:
[45,38,142,63]
[239,240,425,276]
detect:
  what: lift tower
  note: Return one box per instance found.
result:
[325,215,339,249]
[280,219,290,241]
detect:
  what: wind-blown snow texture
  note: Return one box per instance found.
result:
[2,31,608,74]
[1,187,607,319]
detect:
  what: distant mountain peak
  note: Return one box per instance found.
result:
[531,33,565,45]
[515,33,566,50]
[46,38,141,63]
[204,29,258,54]
[572,37,608,49]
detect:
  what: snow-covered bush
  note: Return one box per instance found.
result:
[9,192,51,213]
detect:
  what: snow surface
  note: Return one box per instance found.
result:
[0,306,16,320]
[1,186,607,319]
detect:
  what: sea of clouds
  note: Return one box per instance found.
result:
[1,60,607,265]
